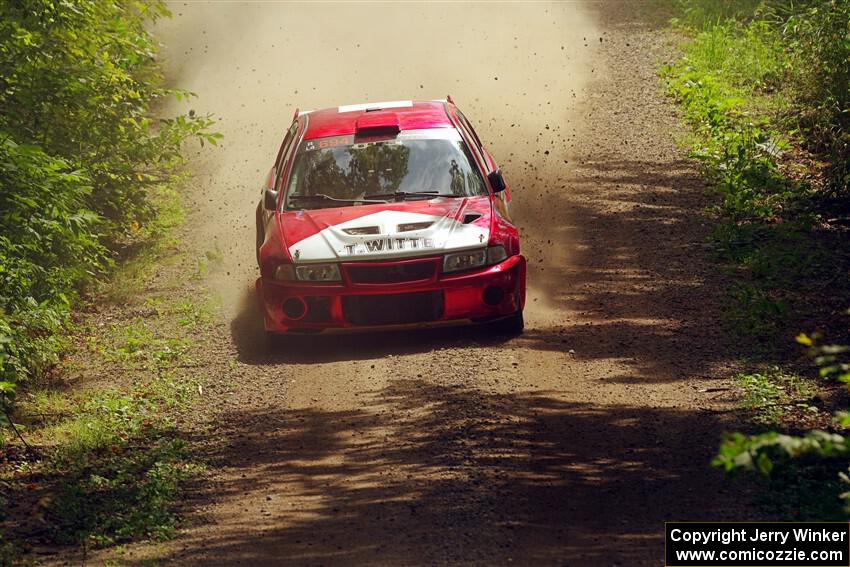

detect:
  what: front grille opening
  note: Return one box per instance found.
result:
[347,261,436,284]
[303,296,331,323]
[342,291,444,326]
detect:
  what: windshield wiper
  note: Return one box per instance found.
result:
[363,190,447,201]
[287,193,389,206]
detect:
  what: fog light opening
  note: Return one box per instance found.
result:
[482,285,504,306]
[282,297,308,320]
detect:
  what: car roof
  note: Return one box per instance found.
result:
[300,100,454,140]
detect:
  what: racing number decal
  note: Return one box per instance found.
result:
[302,136,353,152]
[318,137,351,149]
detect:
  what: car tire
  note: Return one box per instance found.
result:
[265,331,285,348]
[497,310,524,336]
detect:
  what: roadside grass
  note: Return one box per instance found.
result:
[19,380,201,547]
[667,0,764,28]
[736,367,814,426]
[0,287,210,555]
[91,322,192,369]
[713,223,837,349]
[0,3,224,560]
[674,21,786,97]
[662,11,849,350]
[99,181,187,305]
[662,21,810,351]
[0,201,221,559]
[663,0,850,519]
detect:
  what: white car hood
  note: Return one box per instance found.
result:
[281,197,492,263]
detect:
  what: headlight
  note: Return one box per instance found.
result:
[443,246,508,273]
[273,264,295,281]
[487,245,508,264]
[443,249,487,273]
[295,263,341,282]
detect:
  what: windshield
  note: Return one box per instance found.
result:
[283,129,487,209]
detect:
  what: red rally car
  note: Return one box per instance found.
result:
[255,98,526,335]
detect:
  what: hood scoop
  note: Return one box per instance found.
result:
[462,213,482,224]
[343,226,381,235]
[397,221,434,233]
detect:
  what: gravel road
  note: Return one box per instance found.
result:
[141,2,754,564]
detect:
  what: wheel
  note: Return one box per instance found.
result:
[496,310,524,336]
[265,331,285,348]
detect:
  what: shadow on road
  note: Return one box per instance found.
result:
[173,378,752,566]
[512,151,730,385]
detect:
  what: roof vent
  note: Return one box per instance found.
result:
[355,113,400,137]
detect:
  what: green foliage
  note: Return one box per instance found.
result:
[40,381,201,547]
[93,322,191,370]
[664,1,849,345]
[0,1,220,228]
[0,286,217,559]
[764,460,847,520]
[100,181,186,305]
[0,3,222,550]
[670,20,786,96]
[715,429,847,475]
[0,1,218,412]
[668,0,849,196]
[782,0,850,194]
[725,283,788,340]
[663,20,799,223]
[671,0,766,27]
[668,0,850,518]
[48,437,199,546]
[736,367,813,424]
[715,333,850,514]
[8,311,203,551]
[0,137,105,409]
[798,332,850,383]
[716,438,847,520]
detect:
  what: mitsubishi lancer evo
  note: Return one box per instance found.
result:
[255,98,526,335]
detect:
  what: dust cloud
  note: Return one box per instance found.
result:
[155,1,600,320]
[89,7,750,563]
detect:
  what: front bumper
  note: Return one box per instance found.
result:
[256,255,526,333]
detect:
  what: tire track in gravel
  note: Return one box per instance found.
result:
[124,2,757,565]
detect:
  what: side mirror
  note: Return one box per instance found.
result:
[487,169,507,193]
[263,188,279,211]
